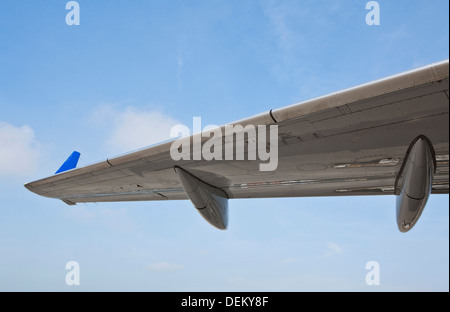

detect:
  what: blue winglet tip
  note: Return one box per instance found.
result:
[55,151,81,174]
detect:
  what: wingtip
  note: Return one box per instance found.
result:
[55,151,81,174]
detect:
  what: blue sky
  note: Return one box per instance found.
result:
[0,0,448,291]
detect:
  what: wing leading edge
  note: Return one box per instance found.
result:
[25,60,449,231]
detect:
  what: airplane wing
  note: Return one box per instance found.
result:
[25,60,449,231]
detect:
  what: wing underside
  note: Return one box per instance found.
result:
[25,61,449,207]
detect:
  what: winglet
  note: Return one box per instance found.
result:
[55,151,81,174]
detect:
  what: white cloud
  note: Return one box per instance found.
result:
[91,105,180,154]
[177,52,184,91]
[282,257,297,264]
[226,276,244,284]
[66,205,96,224]
[0,121,42,177]
[326,242,343,257]
[261,1,311,84]
[65,205,135,232]
[264,1,296,51]
[145,262,184,272]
